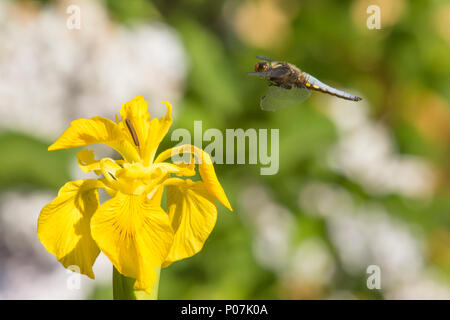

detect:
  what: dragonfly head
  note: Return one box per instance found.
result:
[255,61,269,72]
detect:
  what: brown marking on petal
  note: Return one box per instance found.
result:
[125,118,140,147]
[108,172,117,180]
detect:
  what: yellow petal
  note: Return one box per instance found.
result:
[90,192,174,293]
[118,97,173,165]
[37,179,102,279]
[163,180,217,267]
[195,149,233,212]
[119,96,151,155]
[49,116,140,162]
[173,153,196,177]
[143,101,173,165]
[77,150,125,193]
[117,162,182,180]
[155,144,232,211]
[77,149,101,174]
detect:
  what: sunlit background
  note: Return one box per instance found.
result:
[0,0,449,299]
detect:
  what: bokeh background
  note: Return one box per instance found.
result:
[0,0,449,299]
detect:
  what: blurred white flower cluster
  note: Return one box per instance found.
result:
[239,182,336,299]
[0,0,187,299]
[300,182,450,299]
[0,190,112,299]
[325,98,435,198]
[239,182,296,271]
[0,0,187,141]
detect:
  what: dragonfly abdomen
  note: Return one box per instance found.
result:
[303,74,361,101]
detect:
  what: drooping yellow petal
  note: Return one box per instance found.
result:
[37,179,103,279]
[155,144,232,211]
[49,116,140,162]
[90,192,174,293]
[163,180,217,267]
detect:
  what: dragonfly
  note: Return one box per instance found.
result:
[248,56,362,111]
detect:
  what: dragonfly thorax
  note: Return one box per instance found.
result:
[255,61,269,72]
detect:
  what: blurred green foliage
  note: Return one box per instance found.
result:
[0,132,73,191]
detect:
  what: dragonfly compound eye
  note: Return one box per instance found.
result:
[255,62,269,72]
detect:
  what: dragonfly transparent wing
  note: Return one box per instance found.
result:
[255,55,275,62]
[260,86,311,111]
[247,66,291,78]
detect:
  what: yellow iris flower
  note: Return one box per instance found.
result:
[38,96,232,294]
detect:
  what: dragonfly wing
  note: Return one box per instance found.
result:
[260,86,311,111]
[255,55,275,62]
[247,70,274,77]
[247,66,290,79]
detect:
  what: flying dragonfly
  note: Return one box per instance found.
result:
[248,56,362,111]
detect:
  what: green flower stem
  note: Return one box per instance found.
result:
[112,266,161,300]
